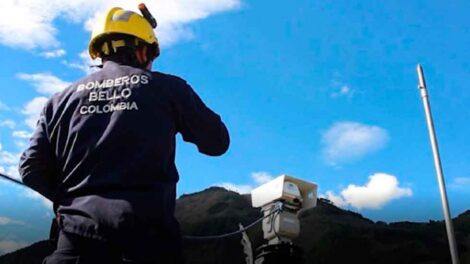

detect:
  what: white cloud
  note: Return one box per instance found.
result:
[331,85,354,98]
[0,217,12,225]
[322,121,389,166]
[0,0,241,50]
[0,144,20,167]
[17,73,71,95]
[0,120,16,129]
[0,163,19,176]
[0,165,23,197]
[0,101,10,111]
[0,144,22,187]
[217,182,253,194]
[0,165,20,180]
[0,144,52,210]
[0,1,59,49]
[23,189,53,209]
[0,175,21,191]
[324,191,348,208]
[215,171,275,194]
[251,171,273,185]
[12,131,32,139]
[0,240,28,254]
[325,173,412,210]
[14,140,28,149]
[17,74,66,130]
[0,217,24,225]
[22,97,48,130]
[0,143,21,189]
[453,177,470,186]
[450,177,470,189]
[39,49,66,58]
[63,50,100,75]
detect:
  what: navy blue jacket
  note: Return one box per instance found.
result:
[19,61,229,243]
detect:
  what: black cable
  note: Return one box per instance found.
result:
[0,172,24,186]
[184,207,281,241]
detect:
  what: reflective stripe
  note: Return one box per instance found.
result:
[112,11,134,22]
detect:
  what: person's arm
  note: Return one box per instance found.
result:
[19,102,58,201]
[173,78,230,156]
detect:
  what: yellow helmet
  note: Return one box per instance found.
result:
[88,7,159,60]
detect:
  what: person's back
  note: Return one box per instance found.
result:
[18,5,229,264]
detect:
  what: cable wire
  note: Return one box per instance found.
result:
[183,207,281,241]
[0,172,24,186]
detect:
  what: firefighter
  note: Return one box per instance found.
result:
[19,5,229,264]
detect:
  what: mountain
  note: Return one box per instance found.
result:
[0,187,469,264]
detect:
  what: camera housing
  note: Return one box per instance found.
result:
[251,174,318,211]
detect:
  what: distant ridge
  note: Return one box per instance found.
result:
[1,187,469,264]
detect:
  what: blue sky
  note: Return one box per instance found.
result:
[1,0,470,254]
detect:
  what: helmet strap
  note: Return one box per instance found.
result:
[100,37,151,68]
[135,46,149,67]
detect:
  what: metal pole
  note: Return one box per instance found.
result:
[416,64,460,264]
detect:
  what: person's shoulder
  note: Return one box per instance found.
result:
[150,71,188,86]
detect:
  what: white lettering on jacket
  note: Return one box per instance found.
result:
[76,74,149,115]
[76,74,150,91]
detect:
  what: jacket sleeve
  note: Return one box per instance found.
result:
[173,78,230,156]
[19,102,58,201]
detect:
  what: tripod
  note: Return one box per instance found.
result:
[254,243,302,264]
